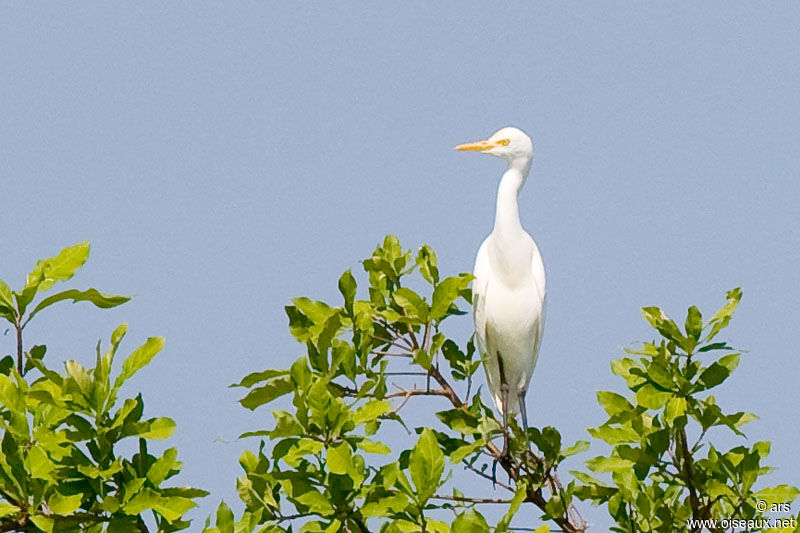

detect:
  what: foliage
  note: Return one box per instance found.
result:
[3,238,796,533]
[575,289,799,532]
[0,243,207,531]
[209,236,586,533]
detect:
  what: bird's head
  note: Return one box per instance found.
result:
[454,127,533,164]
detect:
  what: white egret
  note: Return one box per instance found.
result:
[455,127,545,453]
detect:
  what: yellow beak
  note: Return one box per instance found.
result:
[454,139,493,151]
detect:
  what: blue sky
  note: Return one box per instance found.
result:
[2,3,798,529]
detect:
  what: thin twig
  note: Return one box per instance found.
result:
[462,461,513,492]
[15,323,23,375]
[431,495,509,504]
[385,388,451,400]
[372,350,411,358]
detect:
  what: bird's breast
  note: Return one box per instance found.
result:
[484,280,543,338]
[483,278,543,390]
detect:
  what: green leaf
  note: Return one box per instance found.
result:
[27,288,129,322]
[416,245,439,285]
[352,399,391,425]
[697,364,728,390]
[646,362,675,391]
[293,488,334,515]
[282,438,324,467]
[338,269,357,316]
[355,438,391,455]
[704,287,742,342]
[450,440,485,463]
[436,409,480,434]
[326,443,354,477]
[0,280,16,320]
[561,440,590,458]
[412,348,431,370]
[409,429,444,503]
[123,417,176,440]
[635,384,671,409]
[697,354,739,391]
[25,241,90,293]
[361,493,410,517]
[114,337,165,390]
[112,322,128,347]
[308,379,343,431]
[641,306,685,345]
[586,456,635,473]
[0,356,13,376]
[65,360,93,397]
[0,374,24,414]
[664,396,687,424]
[25,445,54,479]
[111,396,143,429]
[123,488,195,523]
[755,485,799,506]
[290,356,312,389]
[596,391,633,417]
[266,410,304,438]
[286,304,314,342]
[734,412,758,428]
[0,503,20,519]
[528,426,562,463]
[497,481,527,532]
[240,376,294,410]
[431,275,471,320]
[452,509,490,533]
[587,425,639,445]
[685,305,703,341]
[718,352,741,372]
[313,312,341,369]
[292,297,334,325]
[215,501,235,533]
[95,325,127,399]
[392,288,429,321]
[610,358,646,388]
[232,369,290,388]
[48,491,83,515]
[29,515,54,532]
[147,447,179,486]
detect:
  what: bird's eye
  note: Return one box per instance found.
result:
[497,139,510,146]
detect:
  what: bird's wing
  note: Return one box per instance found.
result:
[531,241,547,364]
[530,240,546,303]
[472,238,490,356]
[473,238,503,410]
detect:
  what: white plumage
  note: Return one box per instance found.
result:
[456,127,546,430]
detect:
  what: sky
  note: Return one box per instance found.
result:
[1,2,799,530]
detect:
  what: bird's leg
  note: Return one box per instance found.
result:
[491,352,513,486]
[501,382,510,457]
[518,390,531,451]
[496,352,510,456]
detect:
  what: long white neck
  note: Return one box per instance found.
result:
[490,156,533,284]
[492,156,531,239]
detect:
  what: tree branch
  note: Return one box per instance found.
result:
[679,427,704,531]
[382,320,587,533]
[431,494,509,504]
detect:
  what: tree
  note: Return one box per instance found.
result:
[1,238,796,532]
[208,236,798,532]
[0,243,207,531]
[576,289,800,532]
